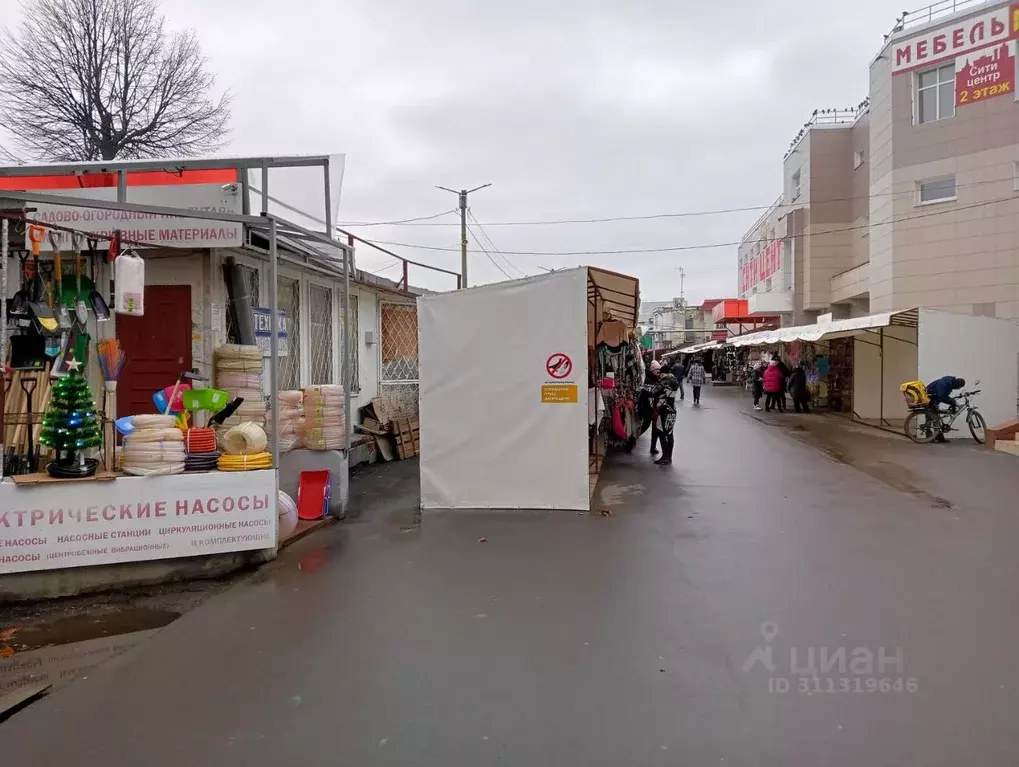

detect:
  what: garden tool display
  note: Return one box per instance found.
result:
[87,238,110,321]
[26,225,57,331]
[20,373,39,474]
[10,251,31,316]
[182,388,229,429]
[48,231,72,330]
[162,370,209,416]
[72,234,89,327]
[209,397,244,426]
[9,335,47,372]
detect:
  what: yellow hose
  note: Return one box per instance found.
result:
[217,452,273,471]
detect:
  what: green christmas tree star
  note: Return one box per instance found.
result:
[39,359,102,455]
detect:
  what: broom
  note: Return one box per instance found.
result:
[97,339,127,472]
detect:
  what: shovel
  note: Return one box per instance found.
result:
[72,234,89,328]
[48,232,72,330]
[87,239,110,321]
[26,226,57,332]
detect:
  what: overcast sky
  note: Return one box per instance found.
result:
[1,0,903,301]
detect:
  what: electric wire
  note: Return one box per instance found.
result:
[467,208,527,278]
[336,209,457,226]
[335,174,1016,227]
[466,223,513,279]
[368,195,1019,257]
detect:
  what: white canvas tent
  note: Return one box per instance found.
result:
[418,267,639,511]
[727,308,1018,427]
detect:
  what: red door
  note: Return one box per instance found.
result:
[117,285,193,417]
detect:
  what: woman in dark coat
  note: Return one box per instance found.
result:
[788,364,810,413]
[776,359,790,412]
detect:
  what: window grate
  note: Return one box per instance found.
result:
[277,275,301,390]
[340,293,359,392]
[308,284,333,385]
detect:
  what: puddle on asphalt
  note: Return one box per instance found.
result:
[0,608,178,704]
[786,425,957,509]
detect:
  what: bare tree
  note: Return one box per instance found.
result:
[0,0,231,162]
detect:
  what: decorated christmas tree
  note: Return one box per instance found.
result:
[39,358,103,478]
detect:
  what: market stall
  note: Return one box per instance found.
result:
[418,266,640,511]
[0,158,353,587]
[725,308,1018,428]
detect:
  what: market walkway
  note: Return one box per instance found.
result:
[3,389,1019,766]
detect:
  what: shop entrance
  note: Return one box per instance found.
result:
[117,285,193,417]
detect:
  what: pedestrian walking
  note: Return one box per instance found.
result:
[763,359,783,412]
[751,360,765,411]
[670,358,686,400]
[687,356,707,406]
[652,368,679,465]
[777,359,790,412]
[788,363,810,413]
[644,360,663,456]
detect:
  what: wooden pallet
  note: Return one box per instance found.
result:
[392,417,420,460]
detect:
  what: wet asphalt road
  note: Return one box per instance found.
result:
[3,389,1019,765]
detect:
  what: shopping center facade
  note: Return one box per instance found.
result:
[740,0,1019,327]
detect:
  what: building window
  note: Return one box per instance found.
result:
[916,176,956,205]
[791,170,801,200]
[340,293,359,393]
[853,150,864,169]
[915,64,955,124]
[226,263,260,342]
[308,284,334,385]
[277,275,301,390]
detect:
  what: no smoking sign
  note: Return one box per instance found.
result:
[545,353,572,379]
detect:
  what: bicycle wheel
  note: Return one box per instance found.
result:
[904,409,939,443]
[967,410,987,444]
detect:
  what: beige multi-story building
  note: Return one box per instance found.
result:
[741,0,1019,325]
[647,298,723,349]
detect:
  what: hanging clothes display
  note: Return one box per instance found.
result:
[594,320,646,452]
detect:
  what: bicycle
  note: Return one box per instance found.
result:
[903,383,987,445]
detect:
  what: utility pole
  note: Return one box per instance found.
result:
[676,266,686,307]
[437,183,491,289]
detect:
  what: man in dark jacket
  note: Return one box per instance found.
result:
[750,361,765,411]
[670,358,686,400]
[652,369,680,465]
[926,376,965,411]
[926,376,965,443]
[788,364,810,413]
[641,360,662,456]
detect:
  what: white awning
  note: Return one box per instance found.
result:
[662,339,723,359]
[725,308,919,348]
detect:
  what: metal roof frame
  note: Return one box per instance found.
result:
[0,189,353,474]
[0,154,333,177]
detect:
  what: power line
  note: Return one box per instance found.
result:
[335,209,456,226]
[466,223,513,279]
[467,208,526,278]
[332,174,1016,227]
[436,183,492,288]
[366,195,1018,257]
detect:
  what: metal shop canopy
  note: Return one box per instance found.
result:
[726,309,919,347]
[0,154,353,474]
[587,266,640,328]
[662,339,723,359]
[712,298,778,329]
[722,307,1018,430]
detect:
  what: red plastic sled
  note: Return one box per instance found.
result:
[297,470,332,520]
